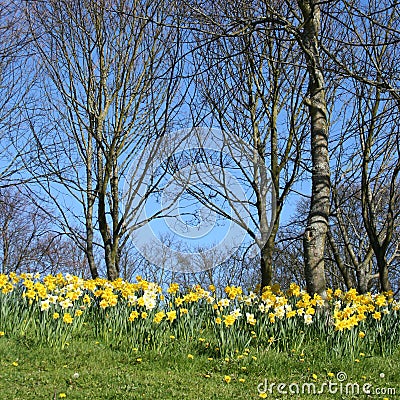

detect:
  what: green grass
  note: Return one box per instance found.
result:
[0,336,398,400]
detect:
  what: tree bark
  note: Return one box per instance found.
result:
[85,126,98,279]
[360,87,397,293]
[260,229,278,289]
[297,0,330,297]
[327,228,355,290]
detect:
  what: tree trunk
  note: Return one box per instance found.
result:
[298,0,330,297]
[327,228,355,290]
[360,87,396,293]
[85,193,98,279]
[98,191,119,281]
[260,234,274,289]
[85,133,98,279]
[85,214,98,279]
[376,250,391,292]
[356,265,369,294]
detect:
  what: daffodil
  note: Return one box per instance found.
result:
[63,313,73,324]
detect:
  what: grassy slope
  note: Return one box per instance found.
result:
[0,337,398,400]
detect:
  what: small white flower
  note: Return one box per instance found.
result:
[285,304,293,313]
[59,298,73,309]
[40,300,50,311]
[206,296,215,304]
[144,298,156,310]
[316,298,325,307]
[244,297,253,306]
[304,314,313,325]
[275,306,285,319]
[218,298,230,307]
[128,295,137,303]
[230,308,242,318]
[263,298,273,310]
[249,291,257,300]
[48,295,58,304]
[246,313,256,325]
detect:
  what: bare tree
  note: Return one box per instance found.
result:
[0,187,87,275]
[25,0,184,279]
[0,1,36,186]
[324,0,400,292]
[172,0,331,295]
[292,0,331,298]
[184,1,308,289]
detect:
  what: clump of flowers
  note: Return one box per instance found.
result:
[0,273,398,357]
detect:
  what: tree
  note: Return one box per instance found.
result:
[0,187,87,275]
[26,0,184,279]
[175,0,330,295]
[324,0,400,292]
[185,1,307,289]
[295,0,331,298]
[0,1,35,186]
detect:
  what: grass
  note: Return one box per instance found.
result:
[0,336,399,400]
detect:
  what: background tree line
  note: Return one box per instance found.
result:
[0,0,398,296]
